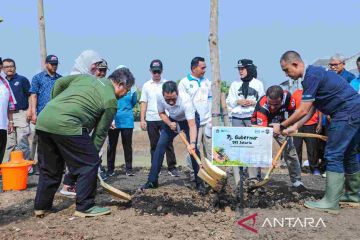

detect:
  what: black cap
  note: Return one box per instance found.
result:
[97,59,109,70]
[235,59,253,68]
[150,59,163,71]
[45,55,59,64]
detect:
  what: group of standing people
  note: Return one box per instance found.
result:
[0,49,359,217]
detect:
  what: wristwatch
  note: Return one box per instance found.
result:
[190,141,196,144]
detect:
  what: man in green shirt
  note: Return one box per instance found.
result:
[34,69,135,218]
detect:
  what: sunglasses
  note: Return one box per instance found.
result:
[164,97,177,103]
[152,70,162,74]
[98,68,107,72]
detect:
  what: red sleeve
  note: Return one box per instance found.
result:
[251,96,268,126]
[292,89,301,109]
[285,91,296,113]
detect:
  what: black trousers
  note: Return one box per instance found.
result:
[293,124,319,171]
[107,128,133,172]
[34,130,99,212]
[146,121,176,170]
[0,129,7,164]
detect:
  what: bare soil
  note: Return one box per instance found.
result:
[1,130,359,239]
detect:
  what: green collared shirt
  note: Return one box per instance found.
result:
[36,74,117,151]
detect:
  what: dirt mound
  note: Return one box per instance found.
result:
[2,166,359,240]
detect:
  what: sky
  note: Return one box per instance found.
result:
[1,0,360,89]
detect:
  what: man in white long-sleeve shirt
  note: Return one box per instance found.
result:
[178,57,212,160]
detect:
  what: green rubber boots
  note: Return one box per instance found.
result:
[339,172,360,207]
[304,171,344,214]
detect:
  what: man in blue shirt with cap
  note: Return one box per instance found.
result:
[28,55,62,165]
[273,50,360,214]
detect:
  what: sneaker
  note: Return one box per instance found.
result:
[99,165,106,173]
[321,172,327,178]
[60,185,76,196]
[74,206,111,218]
[302,160,309,167]
[126,170,135,176]
[292,180,306,191]
[140,181,158,190]
[107,170,115,177]
[99,171,108,181]
[168,168,180,177]
[313,169,321,176]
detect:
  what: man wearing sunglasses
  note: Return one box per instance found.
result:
[140,59,178,177]
[141,81,205,194]
[328,53,355,83]
[28,55,62,170]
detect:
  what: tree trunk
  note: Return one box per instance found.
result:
[209,0,221,126]
[38,0,47,70]
[220,92,230,126]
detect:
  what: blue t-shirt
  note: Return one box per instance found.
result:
[29,71,62,114]
[302,66,360,120]
[340,69,356,83]
[350,76,360,93]
[114,91,137,128]
[7,73,30,110]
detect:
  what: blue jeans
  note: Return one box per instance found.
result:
[148,115,200,183]
[325,115,360,174]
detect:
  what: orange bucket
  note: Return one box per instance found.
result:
[0,151,34,191]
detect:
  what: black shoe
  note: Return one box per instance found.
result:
[292,180,307,192]
[126,170,135,176]
[99,171,108,181]
[107,170,115,177]
[140,181,158,190]
[196,182,207,196]
[168,168,180,177]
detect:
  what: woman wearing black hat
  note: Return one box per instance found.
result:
[226,59,265,184]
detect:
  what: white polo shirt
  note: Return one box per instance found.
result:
[178,74,211,125]
[140,78,167,121]
[157,92,195,122]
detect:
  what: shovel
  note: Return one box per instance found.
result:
[178,131,225,191]
[96,151,131,201]
[248,137,289,191]
[176,123,227,182]
[289,132,328,141]
[248,132,327,191]
[98,173,132,201]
